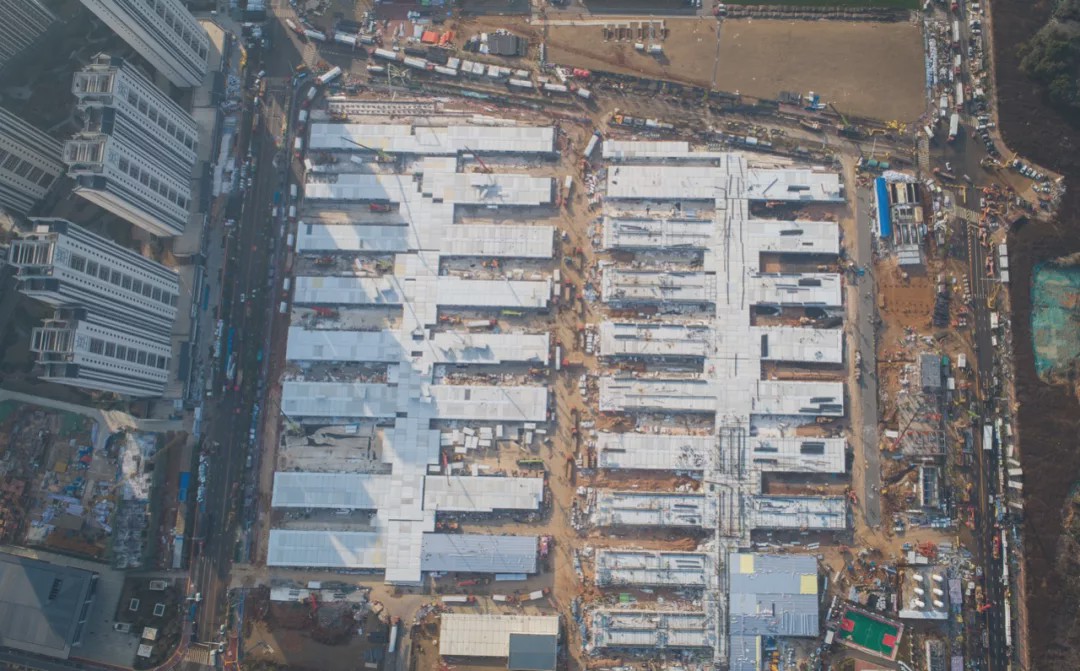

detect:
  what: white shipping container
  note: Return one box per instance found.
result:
[584,133,600,157]
[373,48,398,61]
[434,65,458,77]
[403,56,429,70]
[576,87,591,99]
[333,33,356,47]
[508,78,533,89]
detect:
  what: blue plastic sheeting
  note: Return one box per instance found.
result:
[875,178,892,238]
[178,472,190,502]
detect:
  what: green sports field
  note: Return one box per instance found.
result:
[837,609,901,658]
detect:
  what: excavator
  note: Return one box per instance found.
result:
[462,146,493,174]
[828,102,861,138]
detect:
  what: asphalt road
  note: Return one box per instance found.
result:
[187,31,297,644]
[965,213,1008,671]
[852,183,882,529]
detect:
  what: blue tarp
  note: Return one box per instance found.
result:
[178,472,190,502]
[875,178,892,238]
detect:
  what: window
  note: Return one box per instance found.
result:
[167,122,176,136]
[121,275,132,290]
[126,349,137,363]
[128,91,137,105]
[115,345,126,359]
[27,166,43,183]
[98,265,110,280]
[69,254,86,272]
[142,284,152,298]
[138,100,148,114]
[149,177,159,192]
[3,155,19,170]
[39,173,54,188]
[118,157,129,172]
[140,172,149,186]
[85,260,98,276]
[151,287,161,301]
[110,270,121,284]
[105,342,116,357]
[132,279,142,294]
[137,351,147,365]
[169,294,178,307]
[183,136,194,149]
[148,108,157,122]
[88,338,104,354]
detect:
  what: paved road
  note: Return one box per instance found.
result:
[187,33,296,645]
[964,208,1008,671]
[852,182,882,528]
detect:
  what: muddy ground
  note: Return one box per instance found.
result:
[992,0,1080,665]
[545,18,926,120]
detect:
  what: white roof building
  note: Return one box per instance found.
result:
[745,273,843,307]
[590,490,719,529]
[439,614,559,658]
[309,123,555,155]
[292,276,404,305]
[599,378,718,414]
[275,120,564,585]
[594,550,715,588]
[286,328,548,365]
[601,269,717,304]
[590,610,715,649]
[595,432,714,471]
[598,322,713,359]
[756,327,844,364]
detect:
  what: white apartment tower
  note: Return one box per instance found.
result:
[0,106,65,214]
[78,0,208,88]
[65,55,197,237]
[8,218,179,397]
[31,307,172,397]
[0,0,56,72]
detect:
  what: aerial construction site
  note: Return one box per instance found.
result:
[251,99,860,671]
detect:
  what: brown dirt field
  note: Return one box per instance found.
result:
[545,19,925,121]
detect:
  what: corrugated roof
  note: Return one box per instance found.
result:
[0,552,98,659]
[420,533,537,574]
[728,553,820,644]
[508,633,558,670]
[440,614,558,657]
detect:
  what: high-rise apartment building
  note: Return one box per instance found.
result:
[31,307,172,397]
[64,56,197,237]
[0,106,65,215]
[8,218,179,397]
[78,0,208,88]
[0,0,56,73]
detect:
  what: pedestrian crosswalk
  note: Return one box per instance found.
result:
[185,646,212,666]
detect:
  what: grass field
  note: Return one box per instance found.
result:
[723,0,920,8]
[838,609,901,658]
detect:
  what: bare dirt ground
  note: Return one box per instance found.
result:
[544,18,926,120]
